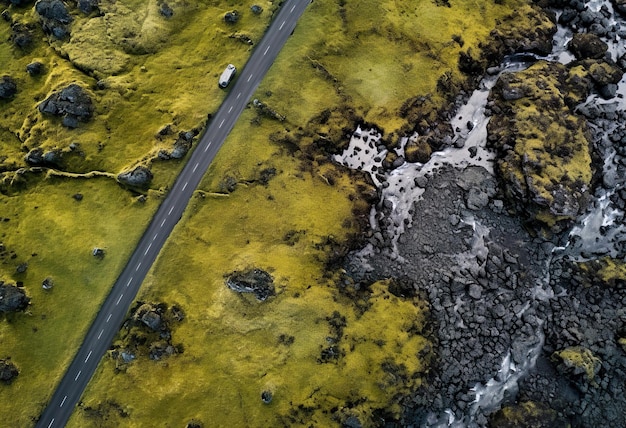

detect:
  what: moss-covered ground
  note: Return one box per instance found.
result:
[1,0,274,424]
[0,0,547,426]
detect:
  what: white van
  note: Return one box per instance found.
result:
[219,64,237,88]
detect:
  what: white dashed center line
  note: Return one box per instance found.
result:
[264,45,271,55]
[247,74,253,82]
[135,262,142,272]
[106,313,112,323]
[74,371,81,381]
[98,329,104,340]
[291,4,296,12]
[152,233,158,241]
[161,219,166,227]
[116,294,124,305]
[219,119,225,128]
[237,92,241,99]
[85,351,92,363]
[59,396,67,408]
[204,144,209,152]
[182,182,188,191]
[280,20,285,30]
[168,206,174,216]
[126,278,133,288]
[47,418,55,428]
[193,163,199,172]
[228,106,233,113]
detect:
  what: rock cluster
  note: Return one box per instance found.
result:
[38,84,94,128]
[112,302,184,366]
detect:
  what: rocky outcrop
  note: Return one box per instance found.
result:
[486,61,593,230]
[0,359,19,384]
[225,268,275,301]
[38,84,94,128]
[77,0,99,14]
[0,282,29,313]
[117,165,153,188]
[0,76,17,99]
[112,302,184,366]
[35,0,72,39]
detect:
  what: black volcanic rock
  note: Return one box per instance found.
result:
[39,84,94,127]
[117,165,153,188]
[35,0,72,39]
[0,76,17,99]
[0,359,18,384]
[226,268,275,301]
[568,33,608,60]
[0,282,29,313]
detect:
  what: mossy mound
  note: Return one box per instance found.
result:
[551,346,601,384]
[488,401,569,428]
[487,61,593,231]
[576,257,626,288]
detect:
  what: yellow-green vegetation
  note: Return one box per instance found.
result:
[488,401,570,428]
[70,133,431,425]
[487,61,593,229]
[0,177,159,425]
[577,257,626,288]
[254,0,531,144]
[551,346,601,384]
[1,0,557,426]
[1,0,275,424]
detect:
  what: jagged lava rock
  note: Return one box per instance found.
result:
[117,165,153,188]
[38,84,94,127]
[0,282,29,313]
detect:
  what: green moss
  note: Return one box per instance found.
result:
[0,177,159,425]
[489,401,569,428]
[577,257,626,288]
[552,346,601,383]
[0,1,276,424]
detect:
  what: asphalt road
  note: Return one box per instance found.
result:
[36,1,310,426]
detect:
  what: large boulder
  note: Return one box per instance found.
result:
[226,268,275,301]
[0,76,17,99]
[38,84,94,127]
[117,165,153,188]
[0,359,19,384]
[35,0,73,39]
[0,282,29,313]
[568,33,608,60]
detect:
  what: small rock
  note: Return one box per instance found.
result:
[251,5,263,14]
[26,61,44,76]
[261,390,273,404]
[226,268,275,301]
[92,247,105,258]
[159,3,173,18]
[42,277,54,290]
[224,10,240,24]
